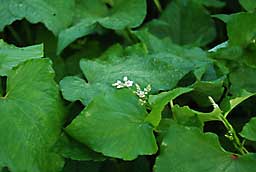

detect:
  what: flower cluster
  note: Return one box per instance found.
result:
[112,76,133,88]
[112,76,151,105]
[134,84,151,105]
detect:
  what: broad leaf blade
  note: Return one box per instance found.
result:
[154,121,256,172]
[146,0,216,46]
[54,133,105,161]
[57,0,146,54]
[60,50,211,105]
[227,13,256,47]
[0,0,74,35]
[239,0,256,12]
[0,40,43,76]
[240,117,256,141]
[0,59,65,172]
[65,89,157,160]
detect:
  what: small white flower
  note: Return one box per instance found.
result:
[123,76,133,87]
[137,90,146,98]
[125,80,133,87]
[112,80,124,88]
[123,76,128,82]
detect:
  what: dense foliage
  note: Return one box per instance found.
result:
[1,0,256,171]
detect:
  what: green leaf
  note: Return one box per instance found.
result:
[0,40,43,76]
[239,0,256,12]
[54,133,105,161]
[194,0,226,8]
[0,59,65,172]
[221,90,255,116]
[227,13,256,47]
[229,65,256,94]
[190,77,225,107]
[154,121,256,172]
[65,89,157,160]
[145,87,193,127]
[62,160,102,172]
[172,104,222,126]
[0,0,74,35]
[60,50,211,105]
[146,0,216,46]
[240,117,256,141]
[212,14,233,23]
[57,0,146,54]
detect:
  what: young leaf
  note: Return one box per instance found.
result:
[240,117,256,141]
[0,59,65,172]
[145,87,193,127]
[65,89,158,160]
[0,0,74,35]
[0,40,43,76]
[154,121,256,172]
[57,0,146,54]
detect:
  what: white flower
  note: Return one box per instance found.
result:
[112,76,133,88]
[112,80,125,88]
[123,76,133,87]
[137,90,146,98]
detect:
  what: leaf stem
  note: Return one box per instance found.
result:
[208,96,249,155]
[219,115,249,155]
[153,0,163,13]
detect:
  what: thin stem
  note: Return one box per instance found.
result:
[7,26,22,45]
[220,115,249,155]
[153,0,163,13]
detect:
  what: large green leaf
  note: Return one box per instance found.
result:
[146,0,216,46]
[227,13,256,47]
[239,0,256,12]
[154,121,256,172]
[0,0,74,35]
[65,89,157,160]
[57,0,146,54]
[220,90,255,117]
[60,50,211,105]
[0,40,43,76]
[0,59,65,172]
[240,117,256,141]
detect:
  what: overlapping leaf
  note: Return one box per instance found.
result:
[65,89,158,160]
[54,133,105,161]
[0,59,65,172]
[60,48,211,105]
[240,117,256,142]
[146,0,216,46]
[0,0,74,35]
[154,121,256,172]
[0,40,43,75]
[57,0,147,54]
[146,87,193,127]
